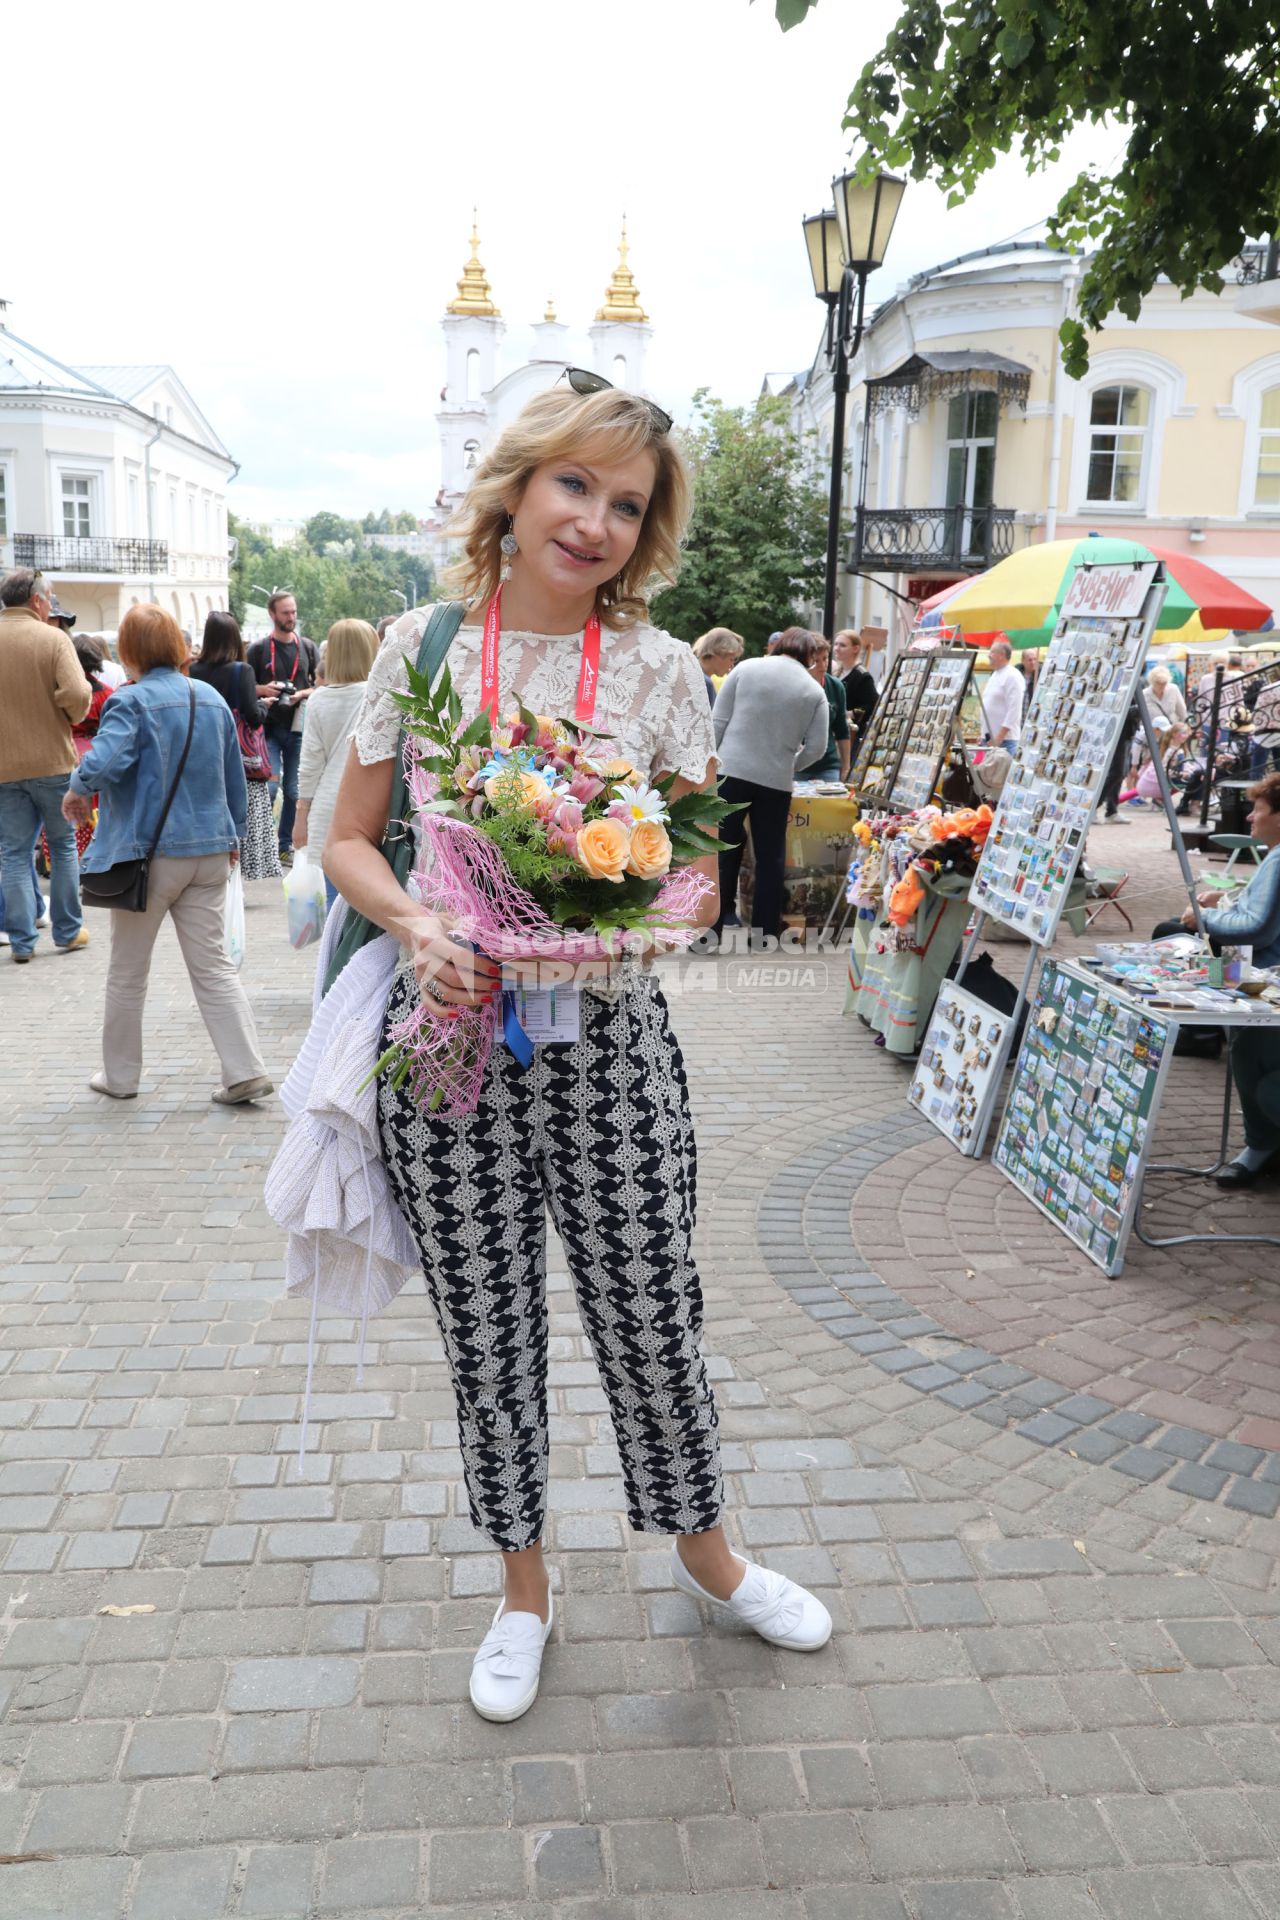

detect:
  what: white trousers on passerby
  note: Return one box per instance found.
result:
[102,853,266,1094]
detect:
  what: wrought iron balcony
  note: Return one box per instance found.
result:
[12,534,169,576]
[1235,241,1280,285]
[849,505,1017,574]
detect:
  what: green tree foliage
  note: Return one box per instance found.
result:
[770,0,1280,375]
[229,514,434,639]
[650,392,828,654]
[360,508,420,535]
[304,510,362,553]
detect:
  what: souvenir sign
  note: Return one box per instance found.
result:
[909,981,1015,1158]
[969,565,1165,947]
[851,652,930,798]
[992,960,1173,1277]
[888,650,976,813]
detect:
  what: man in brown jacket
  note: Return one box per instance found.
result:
[0,569,93,962]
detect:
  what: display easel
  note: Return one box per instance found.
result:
[912,561,1175,1159]
[850,652,931,800]
[884,650,976,812]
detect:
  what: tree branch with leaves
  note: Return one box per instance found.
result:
[768,0,1280,374]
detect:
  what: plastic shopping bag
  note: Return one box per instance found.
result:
[284,850,328,950]
[224,866,246,972]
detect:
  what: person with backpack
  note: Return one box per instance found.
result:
[246,590,318,865]
[192,612,281,880]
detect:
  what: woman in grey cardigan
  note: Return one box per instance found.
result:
[711,628,829,942]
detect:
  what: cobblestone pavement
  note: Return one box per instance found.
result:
[3,822,1280,1919]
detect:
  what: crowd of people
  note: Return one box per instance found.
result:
[0,567,391,1102]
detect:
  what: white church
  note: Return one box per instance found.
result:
[434,217,654,518]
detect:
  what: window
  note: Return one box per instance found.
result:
[1256,386,1280,507]
[945,390,998,557]
[62,476,92,539]
[463,437,480,471]
[1086,385,1150,503]
[127,473,139,534]
[0,468,7,540]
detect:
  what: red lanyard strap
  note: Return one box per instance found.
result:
[480,589,601,726]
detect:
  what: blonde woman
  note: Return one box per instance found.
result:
[293,618,379,910]
[693,626,745,694]
[325,377,832,1724]
[1146,663,1187,728]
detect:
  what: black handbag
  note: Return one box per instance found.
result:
[322,602,466,995]
[81,685,197,913]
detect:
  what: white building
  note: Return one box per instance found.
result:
[435,217,654,516]
[0,302,235,636]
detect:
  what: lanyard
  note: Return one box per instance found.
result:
[270,638,303,684]
[480,589,601,727]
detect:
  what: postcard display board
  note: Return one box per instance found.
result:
[969,564,1164,946]
[851,652,930,799]
[992,960,1173,1276]
[909,982,1015,1157]
[887,650,976,812]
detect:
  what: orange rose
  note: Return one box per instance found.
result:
[484,769,548,810]
[603,755,642,782]
[575,816,630,884]
[626,820,672,879]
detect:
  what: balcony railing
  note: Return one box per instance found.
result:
[13,534,169,576]
[1235,241,1280,285]
[850,505,1018,574]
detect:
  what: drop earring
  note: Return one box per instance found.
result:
[499,515,519,582]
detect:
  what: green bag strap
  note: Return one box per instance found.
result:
[321,601,467,997]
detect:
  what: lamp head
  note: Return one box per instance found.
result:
[832,166,906,272]
[802,210,844,304]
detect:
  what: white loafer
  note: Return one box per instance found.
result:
[671,1545,832,1651]
[469,1593,554,1722]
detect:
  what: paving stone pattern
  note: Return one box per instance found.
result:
[1,832,1280,1916]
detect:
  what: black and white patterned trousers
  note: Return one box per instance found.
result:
[377,965,724,1553]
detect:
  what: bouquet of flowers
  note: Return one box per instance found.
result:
[367,657,732,1113]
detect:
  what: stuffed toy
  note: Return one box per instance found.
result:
[887,864,927,927]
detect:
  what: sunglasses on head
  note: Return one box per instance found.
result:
[562,366,672,437]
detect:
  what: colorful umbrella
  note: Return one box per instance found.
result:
[913,536,1272,650]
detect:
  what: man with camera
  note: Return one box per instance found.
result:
[247,590,318,865]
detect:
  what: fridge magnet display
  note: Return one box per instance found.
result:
[909,979,1015,1158]
[992,959,1173,1276]
[888,650,976,813]
[969,608,1153,947]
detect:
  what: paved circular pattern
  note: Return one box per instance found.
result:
[761,1118,1280,1517]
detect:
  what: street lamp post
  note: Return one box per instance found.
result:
[803,166,905,639]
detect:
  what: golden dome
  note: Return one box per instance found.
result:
[544,296,557,323]
[595,219,648,324]
[447,213,500,317]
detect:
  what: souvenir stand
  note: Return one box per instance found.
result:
[911,560,1170,1157]
[909,560,1280,1272]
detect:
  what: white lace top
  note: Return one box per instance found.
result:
[353,605,717,785]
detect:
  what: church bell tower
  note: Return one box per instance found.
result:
[438,215,504,510]
[588,220,652,394]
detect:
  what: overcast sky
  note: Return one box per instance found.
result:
[12,0,1112,522]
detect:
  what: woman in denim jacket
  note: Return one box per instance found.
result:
[63,603,272,1105]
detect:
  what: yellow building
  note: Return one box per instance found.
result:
[779,230,1280,644]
